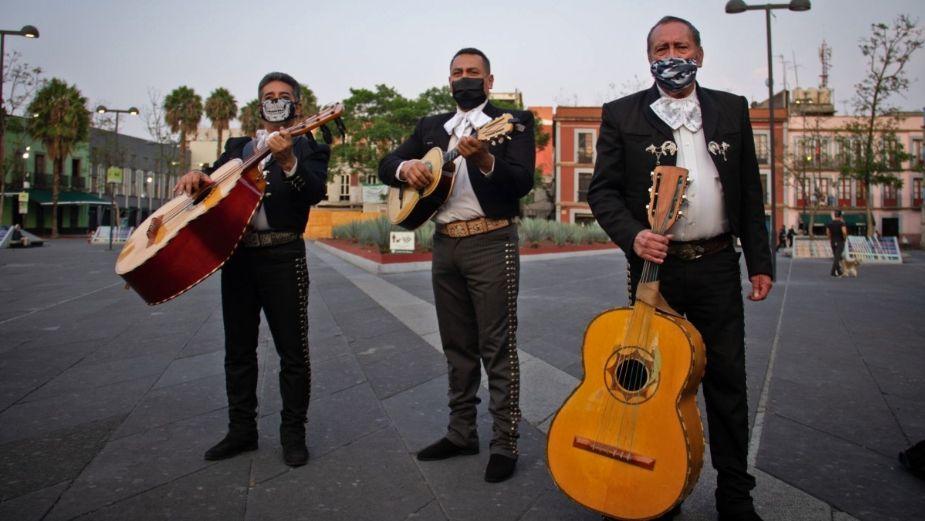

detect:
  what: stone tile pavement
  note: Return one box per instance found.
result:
[0,239,922,520]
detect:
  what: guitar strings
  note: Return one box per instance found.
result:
[152,111,334,227]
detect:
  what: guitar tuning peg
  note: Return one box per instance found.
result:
[647,187,653,193]
[645,204,650,210]
[506,135,512,141]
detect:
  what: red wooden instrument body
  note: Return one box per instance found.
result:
[115,104,344,305]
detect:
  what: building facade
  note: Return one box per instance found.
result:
[1,116,102,234]
[89,127,185,230]
[783,111,924,245]
[553,106,601,225]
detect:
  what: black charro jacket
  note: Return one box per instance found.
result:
[587,84,772,278]
[206,134,330,233]
[377,102,536,219]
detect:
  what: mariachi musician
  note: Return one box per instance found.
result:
[174,72,329,467]
[379,48,535,483]
[588,17,773,521]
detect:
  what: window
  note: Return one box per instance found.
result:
[576,130,595,164]
[855,181,867,207]
[816,178,832,206]
[136,169,145,198]
[71,158,81,189]
[34,153,46,174]
[913,138,923,168]
[838,178,851,206]
[754,134,769,164]
[123,168,132,196]
[913,178,923,207]
[576,171,593,202]
[339,174,350,201]
[759,173,769,205]
[796,136,831,169]
[882,184,898,207]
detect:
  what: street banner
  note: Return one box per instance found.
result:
[106,166,124,184]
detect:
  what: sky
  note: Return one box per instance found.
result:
[2,0,924,139]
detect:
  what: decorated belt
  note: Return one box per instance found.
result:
[667,233,732,260]
[437,217,511,238]
[241,230,300,248]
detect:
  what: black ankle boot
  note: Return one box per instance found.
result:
[204,433,258,461]
[282,442,309,467]
[484,454,517,483]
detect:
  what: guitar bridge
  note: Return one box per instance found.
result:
[573,436,656,470]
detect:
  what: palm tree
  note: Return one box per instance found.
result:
[164,86,202,173]
[27,78,90,238]
[240,98,261,137]
[204,87,237,159]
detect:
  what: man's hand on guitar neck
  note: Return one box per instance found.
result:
[398,160,433,190]
[174,171,213,196]
[457,136,495,174]
[634,230,671,264]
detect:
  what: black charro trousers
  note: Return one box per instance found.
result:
[220,239,311,444]
[431,224,522,458]
[630,245,756,514]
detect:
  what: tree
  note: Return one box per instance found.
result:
[26,78,90,238]
[333,84,427,181]
[164,86,202,173]
[204,87,237,159]
[240,98,260,136]
[1,51,43,225]
[840,14,923,236]
[144,88,179,190]
[784,115,829,238]
[299,84,318,116]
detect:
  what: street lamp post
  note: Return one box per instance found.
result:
[0,25,39,228]
[95,105,138,250]
[725,0,810,278]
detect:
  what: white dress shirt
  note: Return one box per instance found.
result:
[651,88,729,241]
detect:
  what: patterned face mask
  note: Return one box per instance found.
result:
[650,57,699,92]
[260,98,295,123]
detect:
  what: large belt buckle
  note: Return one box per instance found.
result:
[467,218,487,235]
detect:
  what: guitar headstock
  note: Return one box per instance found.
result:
[646,165,690,234]
[287,102,345,137]
[476,113,520,146]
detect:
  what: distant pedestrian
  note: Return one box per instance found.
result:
[786,227,795,248]
[826,210,847,277]
[777,226,787,252]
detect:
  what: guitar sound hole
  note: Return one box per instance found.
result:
[616,359,649,392]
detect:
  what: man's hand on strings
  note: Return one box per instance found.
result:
[399,160,433,190]
[457,136,494,172]
[174,171,212,196]
[268,129,296,172]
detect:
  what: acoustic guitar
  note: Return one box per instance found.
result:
[546,165,707,520]
[115,103,345,305]
[387,113,522,230]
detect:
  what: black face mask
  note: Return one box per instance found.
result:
[451,77,487,111]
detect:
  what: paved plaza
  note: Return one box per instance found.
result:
[0,239,923,521]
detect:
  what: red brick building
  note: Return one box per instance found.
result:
[553,106,601,224]
[551,104,784,230]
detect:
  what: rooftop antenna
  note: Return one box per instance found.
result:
[778,54,790,92]
[791,50,802,88]
[819,40,832,88]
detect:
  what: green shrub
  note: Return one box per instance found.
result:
[415,221,435,251]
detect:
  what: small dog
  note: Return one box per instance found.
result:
[840,256,861,278]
